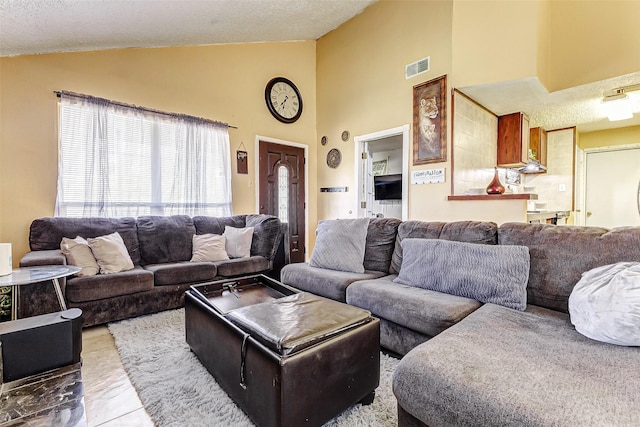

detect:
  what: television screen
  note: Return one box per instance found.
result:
[374,174,402,200]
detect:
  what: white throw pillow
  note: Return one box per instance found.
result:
[309,218,369,273]
[191,234,229,262]
[60,236,100,277]
[223,226,254,258]
[569,262,640,346]
[87,232,134,274]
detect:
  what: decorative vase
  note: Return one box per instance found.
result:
[486,167,505,195]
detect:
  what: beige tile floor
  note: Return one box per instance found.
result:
[81,326,155,426]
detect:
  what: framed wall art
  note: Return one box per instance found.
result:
[413,75,447,165]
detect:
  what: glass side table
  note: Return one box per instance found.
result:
[0,265,81,320]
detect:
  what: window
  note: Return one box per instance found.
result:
[277,165,289,223]
[56,93,232,218]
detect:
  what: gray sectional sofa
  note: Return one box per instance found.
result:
[280,219,640,426]
[19,214,284,327]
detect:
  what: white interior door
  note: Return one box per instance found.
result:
[585,147,640,227]
[358,141,374,218]
[354,125,410,221]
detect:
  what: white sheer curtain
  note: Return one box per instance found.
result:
[55,94,233,218]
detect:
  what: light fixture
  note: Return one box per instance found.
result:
[601,84,640,121]
[517,161,547,174]
[602,92,632,121]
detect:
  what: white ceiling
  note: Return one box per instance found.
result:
[0,0,376,56]
[460,72,640,133]
[1,0,638,134]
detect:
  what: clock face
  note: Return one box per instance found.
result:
[265,77,303,123]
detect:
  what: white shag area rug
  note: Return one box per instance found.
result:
[108,309,400,427]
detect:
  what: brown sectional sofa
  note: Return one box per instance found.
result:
[280,219,640,426]
[19,214,284,327]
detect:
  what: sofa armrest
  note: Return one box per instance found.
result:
[245,215,284,266]
[20,250,67,267]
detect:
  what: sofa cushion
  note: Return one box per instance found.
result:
[363,218,401,273]
[29,217,141,265]
[309,218,369,273]
[60,236,99,277]
[87,232,135,274]
[193,215,246,235]
[498,223,640,313]
[215,256,269,277]
[393,303,640,426]
[569,262,640,346]
[65,267,154,303]
[281,262,385,302]
[378,318,433,357]
[137,215,195,265]
[224,226,253,258]
[245,214,282,260]
[191,234,229,262]
[391,220,498,274]
[394,239,530,310]
[143,262,217,286]
[347,275,481,337]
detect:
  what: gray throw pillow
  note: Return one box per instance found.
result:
[393,238,530,310]
[309,218,369,273]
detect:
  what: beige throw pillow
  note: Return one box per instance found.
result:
[60,236,100,277]
[223,226,254,258]
[191,234,229,262]
[87,232,134,274]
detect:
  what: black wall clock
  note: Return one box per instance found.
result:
[265,77,303,123]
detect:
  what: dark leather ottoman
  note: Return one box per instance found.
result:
[185,275,380,427]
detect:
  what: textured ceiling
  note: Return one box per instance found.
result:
[1,0,638,134]
[460,72,640,133]
[0,0,377,56]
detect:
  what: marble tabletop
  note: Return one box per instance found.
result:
[0,362,87,426]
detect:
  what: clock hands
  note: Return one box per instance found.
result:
[266,78,301,122]
[279,95,289,112]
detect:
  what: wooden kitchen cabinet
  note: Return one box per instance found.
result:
[497,112,529,168]
[529,126,547,167]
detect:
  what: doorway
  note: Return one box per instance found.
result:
[582,145,640,228]
[354,125,410,220]
[257,139,307,264]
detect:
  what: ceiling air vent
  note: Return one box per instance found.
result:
[405,56,430,79]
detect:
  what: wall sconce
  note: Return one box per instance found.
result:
[601,84,640,121]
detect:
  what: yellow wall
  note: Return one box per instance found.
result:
[452,0,542,87]
[548,0,640,92]
[0,42,317,263]
[3,0,640,264]
[316,0,530,229]
[579,125,640,150]
[451,0,640,92]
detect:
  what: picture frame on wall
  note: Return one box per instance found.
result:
[372,159,388,176]
[413,75,447,165]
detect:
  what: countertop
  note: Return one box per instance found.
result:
[527,210,570,222]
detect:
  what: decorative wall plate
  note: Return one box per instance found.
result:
[341,130,350,142]
[327,148,342,168]
[321,136,327,146]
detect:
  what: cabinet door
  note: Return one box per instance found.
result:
[497,112,529,167]
[529,127,547,166]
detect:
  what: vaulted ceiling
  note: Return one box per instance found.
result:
[0,0,376,57]
[2,0,638,133]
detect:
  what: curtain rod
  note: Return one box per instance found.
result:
[54,90,237,129]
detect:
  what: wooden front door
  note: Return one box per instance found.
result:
[259,141,306,263]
